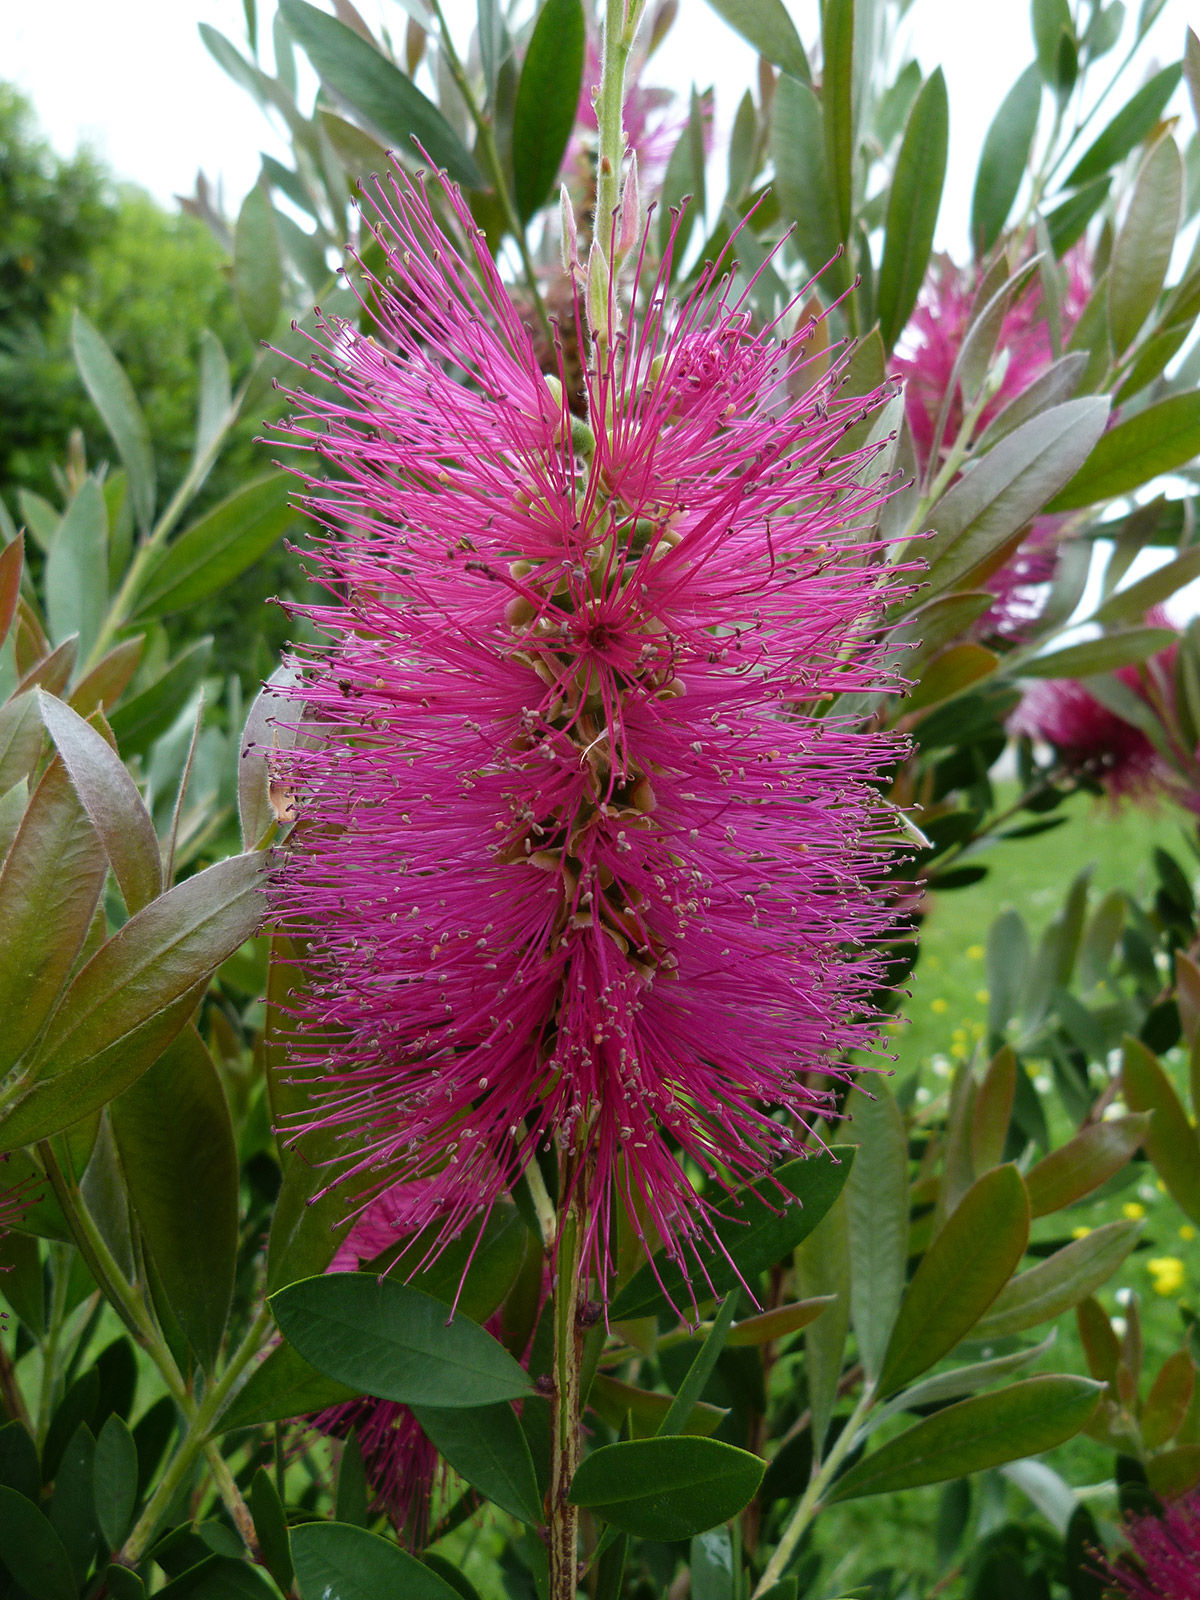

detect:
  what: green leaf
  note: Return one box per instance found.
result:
[155,1555,276,1600]
[107,639,212,758]
[701,0,810,80]
[217,1339,359,1431]
[976,352,1089,454]
[770,77,849,296]
[1062,63,1182,188]
[291,1520,462,1600]
[265,1146,352,1296]
[974,1220,1141,1340]
[1047,392,1200,510]
[795,1190,850,1454]
[1093,545,1200,626]
[334,1429,367,1527]
[411,1402,542,1523]
[588,1376,727,1438]
[907,644,998,714]
[1046,175,1112,256]
[237,669,297,851]
[135,476,297,619]
[38,692,160,915]
[821,0,855,242]
[829,1376,1099,1501]
[877,69,949,352]
[609,1147,854,1320]
[234,186,282,345]
[917,397,1111,603]
[45,482,107,662]
[48,1424,97,1585]
[1122,1035,1200,1224]
[0,853,263,1150]
[271,1273,533,1407]
[0,693,43,796]
[250,1470,293,1593]
[972,66,1043,256]
[0,759,106,1078]
[111,1026,238,1370]
[512,0,585,222]
[0,1421,41,1500]
[845,1082,909,1382]
[872,1331,1058,1429]
[568,1437,765,1540]
[0,1485,77,1600]
[1033,0,1074,83]
[878,1165,1030,1398]
[658,1294,737,1437]
[193,331,232,471]
[363,1202,528,1324]
[1020,626,1176,679]
[68,638,145,722]
[1110,134,1183,353]
[93,1415,138,1551]
[1024,1115,1151,1216]
[70,313,154,535]
[0,534,22,652]
[280,0,482,188]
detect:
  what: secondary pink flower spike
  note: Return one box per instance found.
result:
[1101,1489,1200,1598]
[268,158,908,1297]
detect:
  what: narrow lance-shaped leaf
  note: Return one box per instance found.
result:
[971,65,1042,256]
[1122,1035,1200,1225]
[973,1220,1141,1340]
[1020,626,1176,680]
[0,760,106,1078]
[1063,62,1182,188]
[821,0,855,242]
[234,184,282,346]
[701,0,810,81]
[133,475,297,619]
[512,0,586,223]
[111,1026,239,1371]
[877,1164,1030,1398]
[1109,134,1183,354]
[71,312,155,533]
[0,853,263,1149]
[1047,393,1200,511]
[878,69,949,352]
[279,0,483,188]
[1024,1114,1151,1216]
[770,76,849,297]
[828,1377,1100,1502]
[37,692,160,916]
[44,481,107,662]
[845,1081,909,1382]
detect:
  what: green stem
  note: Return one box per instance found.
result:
[751,1385,875,1598]
[548,1194,584,1600]
[35,1245,72,1449]
[119,1307,272,1567]
[427,0,551,341]
[38,1142,269,1559]
[86,380,250,671]
[594,0,636,270]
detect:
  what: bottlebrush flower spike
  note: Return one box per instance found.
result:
[1101,1489,1200,1598]
[268,161,908,1299]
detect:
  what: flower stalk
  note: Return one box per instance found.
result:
[548,1187,585,1600]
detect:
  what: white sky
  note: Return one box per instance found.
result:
[7,0,1195,258]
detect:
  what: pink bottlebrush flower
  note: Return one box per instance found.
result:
[1010,611,1185,803]
[267,159,907,1300]
[1010,677,1161,798]
[891,248,1092,641]
[314,1396,440,1543]
[1100,1490,1200,1599]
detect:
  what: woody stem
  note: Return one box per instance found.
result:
[548,1181,585,1600]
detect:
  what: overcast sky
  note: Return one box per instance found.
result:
[7,0,1194,260]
